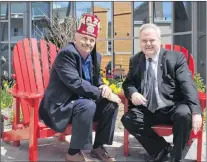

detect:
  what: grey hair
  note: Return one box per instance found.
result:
[139,23,161,39]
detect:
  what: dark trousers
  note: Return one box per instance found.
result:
[69,98,118,150]
[121,104,192,160]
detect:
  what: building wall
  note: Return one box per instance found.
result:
[93,5,108,56]
[96,2,133,73]
[114,2,132,54]
[113,2,132,73]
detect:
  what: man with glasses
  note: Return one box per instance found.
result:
[121,23,202,162]
[39,13,122,162]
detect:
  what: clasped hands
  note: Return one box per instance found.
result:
[99,85,122,105]
[131,92,202,135]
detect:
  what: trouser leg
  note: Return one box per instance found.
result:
[69,99,96,150]
[121,107,171,156]
[93,98,119,145]
[170,104,192,160]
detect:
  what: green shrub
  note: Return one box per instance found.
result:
[0,80,13,109]
[194,73,206,93]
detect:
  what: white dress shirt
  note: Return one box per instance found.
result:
[145,49,167,109]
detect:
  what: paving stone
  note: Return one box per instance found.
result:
[1,131,206,161]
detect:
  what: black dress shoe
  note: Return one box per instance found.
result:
[148,144,173,162]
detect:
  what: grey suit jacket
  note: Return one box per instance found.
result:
[122,48,201,114]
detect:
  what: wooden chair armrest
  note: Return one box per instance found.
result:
[198,92,206,111]
[118,91,126,104]
[117,91,129,113]
[8,88,43,99]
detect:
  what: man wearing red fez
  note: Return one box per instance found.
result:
[39,13,121,161]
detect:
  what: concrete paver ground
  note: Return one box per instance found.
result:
[1,131,206,161]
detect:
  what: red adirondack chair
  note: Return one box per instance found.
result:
[118,44,206,162]
[2,38,97,161]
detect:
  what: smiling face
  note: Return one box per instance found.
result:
[140,28,161,58]
[74,32,96,59]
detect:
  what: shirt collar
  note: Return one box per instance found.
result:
[81,54,92,64]
[145,48,160,63]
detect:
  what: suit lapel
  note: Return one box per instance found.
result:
[157,48,165,89]
[69,43,83,78]
[139,53,146,94]
[90,60,94,85]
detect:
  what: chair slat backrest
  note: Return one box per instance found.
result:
[12,38,58,125]
[164,44,195,77]
[13,42,31,124]
[40,40,50,89]
[49,43,58,67]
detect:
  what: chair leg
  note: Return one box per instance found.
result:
[196,130,203,162]
[124,129,129,157]
[12,98,20,147]
[59,134,66,141]
[13,141,20,147]
[29,135,38,162]
[186,137,192,146]
[29,100,39,162]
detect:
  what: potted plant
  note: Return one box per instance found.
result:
[194,73,206,94]
[0,56,13,137]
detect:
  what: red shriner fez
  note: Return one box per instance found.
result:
[76,13,100,38]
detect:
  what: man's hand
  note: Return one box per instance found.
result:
[107,93,122,105]
[192,114,202,135]
[131,92,147,106]
[99,85,112,98]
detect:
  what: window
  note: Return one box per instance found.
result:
[134,2,149,23]
[0,22,8,41]
[174,2,192,32]
[53,2,71,20]
[93,2,112,55]
[75,2,92,20]
[0,3,9,20]
[134,2,149,54]
[14,28,18,36]
[32,2,50,40]
[11,2,25,41]
[108,40,112,52]
[154,2,172,21]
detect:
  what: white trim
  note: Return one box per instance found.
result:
[8,2,11,76]
[101,52,131,56]
[115,52,131,54]
[96,31,193,41]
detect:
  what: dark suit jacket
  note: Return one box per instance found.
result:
[122,48,201,114]
[39,43,103,132]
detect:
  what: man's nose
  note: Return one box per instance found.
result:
[86,40,90,44]
[146,41,151,45]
